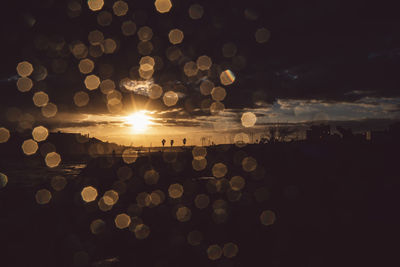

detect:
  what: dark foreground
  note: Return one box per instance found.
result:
[0,142,399,267]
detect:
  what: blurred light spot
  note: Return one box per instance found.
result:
[223,242,239,258]
[168,29,184,44]
[144,169,159,185]
[255,28,271,43]
[71,41,88,59]
[115,213,131,229]
[138,26,153,41]
[100,79,115,94]
[0,128,10,143]
[241,112,256,127]
[210,101,225,114]
[187,230,203,246]
[51,176,67,191]
[189,4,204,19]
[78,59,95,74]
[88,30,104,45]
[163,91,178,107]
[212,163,227,178]
[102,38,117,54]
[176,206,191,222]
[137,41,154,55]
[168,183,184,199]
[33,91,49,107]
[200,80,214,95]
[166,46,182,61]
[45,152,61,168]
[74,91,90,107]
[183,61,198,77]
[192,158,207,171]
[229,176,245,191]
[220,69,235,85]
[244,8,259,20]
[242,156,257,172]
[207,244,222,260]
[192,146,207,159]
[148,84,163,99]
[32,126,48,142]
[35,189,51,204]
[90,219,106,234]
[88,0,104,11]
[134,224,150,239]
[104,190,119,205]
[22,139,38,155]
[81,186,98,202]
[17,77,33,92]
[98,197,113,211]
[222,42,237,58]
[41,103,58,118]
[84,75,100,90]
[97,10,112,26]
[154,0,172,13]
[260,210,276,226]
[16,61,33,77]
[113,0,128,16]
[121,20,137,36]
[196,55,212,71]
[0,173,8,189]
[136,192,152,207]
[194,194,210,209]
[122,148,138,164]
[211,86,226,101]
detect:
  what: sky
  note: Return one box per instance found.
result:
[0,0,400,146]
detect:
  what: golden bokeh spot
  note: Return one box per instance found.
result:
[122,148,138,164]
[17,77,33,92]
[89,44,103,58]
[88,0,104,11]
[104,190,119,205]
[136,192,152,207]
[187,230,203,246]
[0,173,8,189]
[98,197,113,211]
[183,61,198,77]
[154,0,172,13]
[90,219,106,235]
[139,68,154,79]
[41,102,58,118]
[229,176,245,191]
[113,0,129,16]
[144,169,159,185]
[150,191,162,206]
[102,38,117,54]
[166,46,183,61]
[189,4,204,20]
[168,29,184,45]
[234,132,249,147]
[51,176,67,191]
[148,84,163,99]
[210,101,225,114]
[81,186,98,202]
[222,42,237,58]
[176,206,192,222]
[196,55,212,71]
[138,26,153,41]
[97,10,112,26]
[242,156,257,172]
[192,158,207,171]
[88,30,104,45]
[192,146,207,159]
[194,194,210,209]
[220,69,236,85]
[168,183,184,199]
[241,112,257,127]
[140,56,155,69]
[163,91,179,107]
[212,163,228,178]
[207,244,223,261]
[32,91,49,107]
[100,79,115,94]
[121,20,137,36]
[32,126,48,142]
[137,41,154,55]
[74,91,90,107]
[71,42,88,59]
[45,152,61,168]
[78,58,95,74]
[223,242,239,258]
[22,139,38,155]
[16,61,34,77]
[134,224,150,239]
[260,210,276,226]
[200,80,214,95]
[255,28,271,43]
[35,189,52,205]
[0,128,10,143]
[211,86,227,101]
[115,213,131,229]
[84,74,100,90]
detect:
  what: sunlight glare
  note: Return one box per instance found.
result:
[126,111,152,132]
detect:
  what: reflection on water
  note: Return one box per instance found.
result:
[5,162,86,187]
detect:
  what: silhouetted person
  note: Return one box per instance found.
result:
[183,138,186,146]
[170,139,174,147]
[162,139,166,147]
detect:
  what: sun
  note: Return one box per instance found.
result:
[126,111,152,132]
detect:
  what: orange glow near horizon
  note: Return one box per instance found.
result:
[125,110,152,133]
